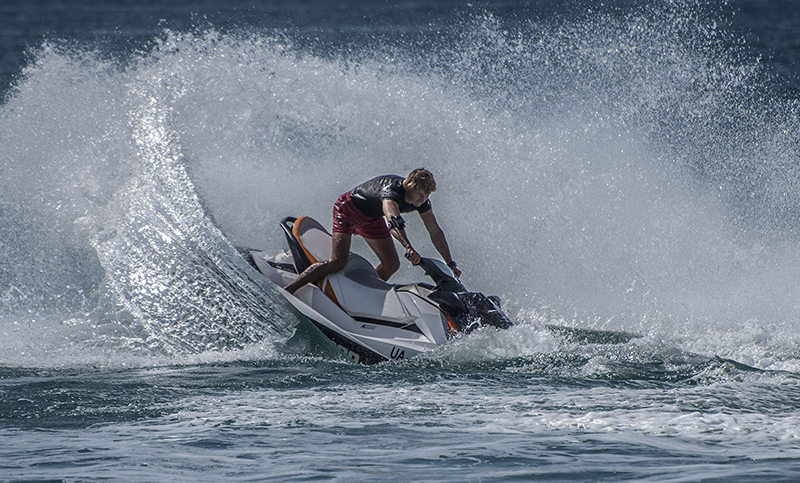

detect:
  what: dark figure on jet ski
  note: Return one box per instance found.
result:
[285,168,461,294]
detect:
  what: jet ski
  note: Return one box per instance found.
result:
[243,216,513,364]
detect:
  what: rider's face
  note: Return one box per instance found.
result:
[406,190,429,207]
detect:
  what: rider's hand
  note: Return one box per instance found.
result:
[405,247,422,265]
[452,267,462,279]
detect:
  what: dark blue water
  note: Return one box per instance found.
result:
[2,1,799,97]
[2,1,800,481]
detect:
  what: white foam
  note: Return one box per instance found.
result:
[2,15,799,368]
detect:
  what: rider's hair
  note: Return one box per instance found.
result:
[403,168,437,195]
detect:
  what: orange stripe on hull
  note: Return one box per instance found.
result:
[291,216,320,265]
[290,216,343,310]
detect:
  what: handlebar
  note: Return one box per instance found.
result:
[414,257,466,293]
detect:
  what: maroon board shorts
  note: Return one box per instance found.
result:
[332,192,390,239]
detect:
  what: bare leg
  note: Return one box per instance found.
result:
[364,236,400,281]
[284,233,352,294]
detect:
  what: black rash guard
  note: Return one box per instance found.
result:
[350,175,432,219]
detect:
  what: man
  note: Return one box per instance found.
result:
[284,168,460,294]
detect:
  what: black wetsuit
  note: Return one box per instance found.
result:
[350,175,432,218]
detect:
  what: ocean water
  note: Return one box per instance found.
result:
[2,0,800,481]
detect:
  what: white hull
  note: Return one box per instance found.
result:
[252,249,450,363]
[244,216,511,364]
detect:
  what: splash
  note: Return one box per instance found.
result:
[0,38,298,367]
[1,2,799,370]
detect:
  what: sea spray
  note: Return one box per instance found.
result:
[1,3,799,370]
[0,37,297,365]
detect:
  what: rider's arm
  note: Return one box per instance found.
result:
[382,199,421,264]
[420,209,461,278]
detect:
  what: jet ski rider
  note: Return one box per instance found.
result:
[285,168,461,294]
